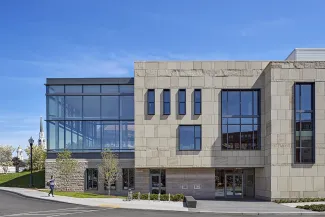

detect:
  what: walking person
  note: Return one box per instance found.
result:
[48,175,55,197]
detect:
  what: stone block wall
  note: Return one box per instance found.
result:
[166,168,215,199]
[268,61,325,199]
[134,61,269,168]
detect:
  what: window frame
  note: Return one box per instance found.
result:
[194,89,201,115]
[86,168,98,190]
[221,89,261,150]
[178,125,202,151]
[163,89,171,115]
[178,89,186,115]
[122,168,135,190]
[147,89,155,115]
[294,82,315,164]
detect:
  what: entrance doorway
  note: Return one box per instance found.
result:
[215,168,255,199]
[225,174,243,198]
[149,169,166,194]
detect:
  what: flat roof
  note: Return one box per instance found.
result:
[46,77,134,85]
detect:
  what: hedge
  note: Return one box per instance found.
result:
[297,204,325,212]
[274,198,325,203]
[132,192,184,201]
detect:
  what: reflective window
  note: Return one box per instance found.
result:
[163,89,170,115]
[48,85,64,94]
[295,83,314,163]
[48,121,57,150]
[194,89,201,115]
[120,96,134,119]
[48,96,64,119]
[120,85,134,94]
[101,96,119,119]
[147,89,155,115]
[65,121,83,150]
[83,85,100,93]
[123,168,135,190]
[83,96,100,118]
[65,96,82,118]
[101,85,119,94]
[58,121,65,149]
[178,89,186,115]
[120,121,134,150]
[179,125,201,151]
[83,121,101,150]
[86,168,98,190]
[222,90,260,150]
[102,121,119,150]
[65,85,82,93]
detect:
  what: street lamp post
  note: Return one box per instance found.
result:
[28,136,34,188]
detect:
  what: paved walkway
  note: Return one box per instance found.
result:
[192,200,316,214]
[0,187,187,212]
[1,187,323,215]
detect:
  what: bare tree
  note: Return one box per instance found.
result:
[0,145,14,174]
[98,149,120,196]
[56,150,78,191]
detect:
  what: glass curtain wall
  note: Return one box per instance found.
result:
[46,85,134,152]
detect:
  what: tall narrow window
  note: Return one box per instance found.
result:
[147,89,155,115]
[122,168,135,190]
[178,89,186,115]
[163,89,170,115]
[295,83,315,164]
[221,90,260,150]
[194,89,201,115]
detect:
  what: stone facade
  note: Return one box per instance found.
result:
[133,60,325,201]
[134,61,268,169]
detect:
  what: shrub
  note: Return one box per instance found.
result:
[275,198,325,203]
[131,192,184,201]
[297,204,325,212]
[160,194,169,201]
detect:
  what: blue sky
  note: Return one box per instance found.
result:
[0,0,325,150]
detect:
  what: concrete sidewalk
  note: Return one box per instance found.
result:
[0,187,188,212]
[1,187,324,215]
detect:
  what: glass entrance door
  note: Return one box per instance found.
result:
[150,174,160,194]
[225,174,243,198]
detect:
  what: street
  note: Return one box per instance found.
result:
[0,190,323,217]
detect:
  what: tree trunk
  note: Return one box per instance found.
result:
[108,180,111,196]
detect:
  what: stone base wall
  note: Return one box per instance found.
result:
[166,168,215,199]
[45,160,87,191]
[135,168,150,193]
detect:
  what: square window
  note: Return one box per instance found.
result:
[179,125,201,151]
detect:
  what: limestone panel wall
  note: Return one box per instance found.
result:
[268,61,325,199]
[134,61,269,168]
[166,168,215,199]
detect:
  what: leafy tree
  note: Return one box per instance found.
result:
[0,145,15,174]
[98,149,120,195]
[56,150,78,191]
[12,157,26,172]
[25,145,46,171]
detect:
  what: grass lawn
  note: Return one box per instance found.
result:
[0,170,45,188]
[39,190,126,199]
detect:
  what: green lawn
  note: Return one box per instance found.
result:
[39,190,125,199]
[0,170,45,188]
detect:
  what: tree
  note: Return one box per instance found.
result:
[56,150,78,191]
[0,145,14,174]
[12,157,26,172]
[98,149,120,196]
[25,145,46,171]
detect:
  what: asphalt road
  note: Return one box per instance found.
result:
[0,190,323,217]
